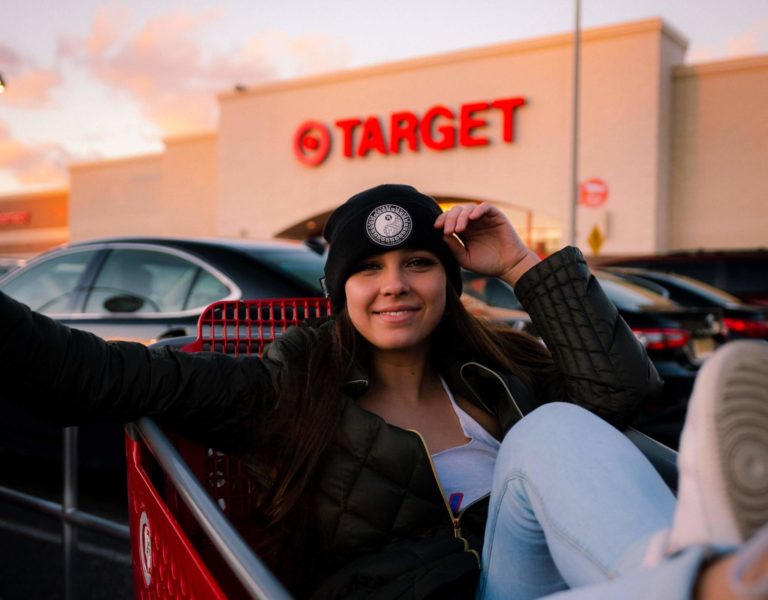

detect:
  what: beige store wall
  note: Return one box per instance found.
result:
[70,132,218,240]
[0,188,68,257]
[217,47,572,241]
[669,55,768,250]
[218,19,683,255]
[161,132,218,236]
[577,22,685,254]
[70,154,163,240]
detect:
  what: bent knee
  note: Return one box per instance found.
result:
[497,402,607,467]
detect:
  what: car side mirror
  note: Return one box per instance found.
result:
[104,294,145,313]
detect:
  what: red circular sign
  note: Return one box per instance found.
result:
[579,178,609,207]
[293,121,331,167]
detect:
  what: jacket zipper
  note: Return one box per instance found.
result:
[408,429,481,565]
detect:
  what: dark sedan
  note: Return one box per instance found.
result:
[0,237,326,344]
[462,269,725,373]
[0,237,326,471]
[593,270,726,369]
[461,269,726,446]
[605,267,768,340]
[595,248,768,306]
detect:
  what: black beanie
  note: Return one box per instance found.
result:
[322,184,462,309]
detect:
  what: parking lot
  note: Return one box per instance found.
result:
[0,453,132,599]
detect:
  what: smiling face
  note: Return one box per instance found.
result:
[344,248,448,354]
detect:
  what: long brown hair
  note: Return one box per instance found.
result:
[245,282,554,592]
[432,286,555,387]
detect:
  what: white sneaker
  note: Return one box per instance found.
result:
[669,340,768,551]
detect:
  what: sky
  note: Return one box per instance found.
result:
[1,0,767,195]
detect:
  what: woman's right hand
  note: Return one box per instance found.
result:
[434,202,540,285]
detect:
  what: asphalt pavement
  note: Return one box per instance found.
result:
[0,453,133,599]
[0,501,133,599]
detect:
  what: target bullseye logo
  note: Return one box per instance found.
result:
[139,511,152,586]
[294,120,331,166]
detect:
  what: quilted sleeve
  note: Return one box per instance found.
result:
[0,290,283,453]
[513,247,663,428]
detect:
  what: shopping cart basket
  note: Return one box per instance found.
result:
[126,298,332,599]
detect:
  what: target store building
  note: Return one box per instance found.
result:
[2,18,767,258]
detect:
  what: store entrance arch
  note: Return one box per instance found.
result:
[275,194,562,257]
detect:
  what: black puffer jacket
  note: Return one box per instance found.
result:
[0,247,662,598]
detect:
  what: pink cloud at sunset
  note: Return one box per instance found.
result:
[0,6,349,192]
[726,19,768,57]
[0,43,62,108]
[0,121,69,186]
[55,7,347,135]
[687,19,768,63]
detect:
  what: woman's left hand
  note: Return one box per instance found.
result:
[434,202,540,285]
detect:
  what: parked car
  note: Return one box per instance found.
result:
[0,236,326,473]
[606,267,768,340]
[462,270,724,368]
[0,257,25,279]
[461,271,533,333]
[593,270,726,368]
[460,269,726,447]
[0,237,327,344]
[596,248,768,306]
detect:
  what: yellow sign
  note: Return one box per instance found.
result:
[588,225,604,255]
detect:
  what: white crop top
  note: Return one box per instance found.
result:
[432,378,500,514]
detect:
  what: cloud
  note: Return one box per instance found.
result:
[686,46,717,64]
[0,43,63,108]
[726,20,768,57]
[0,121,70,186]
[0,45,24,70]
[239,30,350,79]
[0,6,350,191]
[58,7,349,135]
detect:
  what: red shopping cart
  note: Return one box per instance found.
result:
[125,298,332,599]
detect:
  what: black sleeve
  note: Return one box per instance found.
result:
[0,291,281,453]
[514,247,663,428]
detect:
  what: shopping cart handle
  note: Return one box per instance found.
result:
[135,417,293,600]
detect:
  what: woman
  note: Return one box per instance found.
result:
[2,184,766,598]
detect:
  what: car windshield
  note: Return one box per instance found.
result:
[244,248,326,294]
[461,272,524,309]
[595,271,679,310]
[0,250,94,313]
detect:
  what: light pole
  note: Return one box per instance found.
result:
[569,0,581,246]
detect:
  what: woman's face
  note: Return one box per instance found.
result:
[344,248,447,354]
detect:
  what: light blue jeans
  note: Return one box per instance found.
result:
[477,402,708,600]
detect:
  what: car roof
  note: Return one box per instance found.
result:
[605,266,746,305]
[64,236,311,252]
[597,247,768,264]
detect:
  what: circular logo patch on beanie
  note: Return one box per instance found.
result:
[365,204,412,246]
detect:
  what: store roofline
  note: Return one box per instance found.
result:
[69,152,163,171]
[219,18,687,100]
[675,53,768,78]
[163,130,218,146]
[0,186,68,202]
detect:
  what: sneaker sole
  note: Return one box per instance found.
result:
[716,341,768,541]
